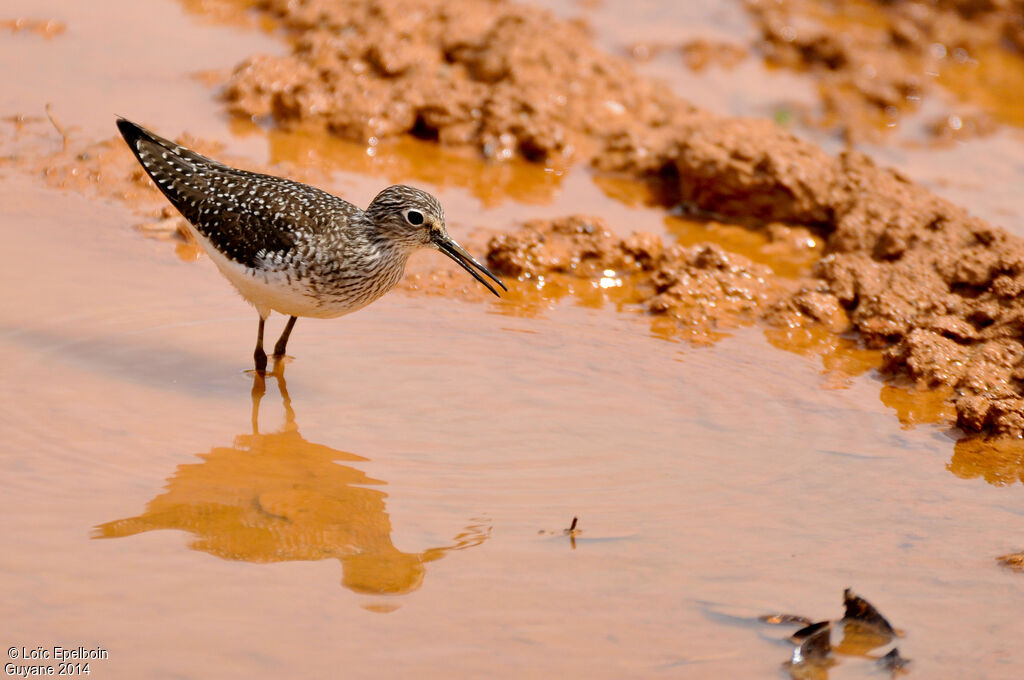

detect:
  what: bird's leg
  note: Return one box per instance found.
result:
[254,316,268,373]
[273,316,298,358]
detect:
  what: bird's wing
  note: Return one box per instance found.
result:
[117,118,357,268]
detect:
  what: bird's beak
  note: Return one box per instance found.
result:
[433,233,507,298]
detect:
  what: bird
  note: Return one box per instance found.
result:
[116,118,506,372]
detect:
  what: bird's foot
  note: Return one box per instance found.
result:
[254,347,268,374]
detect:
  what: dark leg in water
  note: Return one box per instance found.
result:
[273,316,298,358]
[254,316,268,372]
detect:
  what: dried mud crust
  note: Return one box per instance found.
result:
[224,0,698,162]
[743,0,1024,142]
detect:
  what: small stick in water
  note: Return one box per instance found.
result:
[564,516,581,550]
[45,103,67,151]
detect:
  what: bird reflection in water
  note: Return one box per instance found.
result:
[95,364,490,596]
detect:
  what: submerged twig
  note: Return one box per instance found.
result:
[45,102,67,152]
[564,516,580,550]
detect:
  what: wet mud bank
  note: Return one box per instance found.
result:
[486,215,790,343]
[214,0,1024,438]
[4,0,1023,439]
[597,130,1024,438]
[4,0,1021,440]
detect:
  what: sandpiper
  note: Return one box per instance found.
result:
[117,118,505,372]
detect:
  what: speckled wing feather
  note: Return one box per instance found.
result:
[116,119,360,269]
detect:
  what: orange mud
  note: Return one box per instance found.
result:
[485,215,797,343]
[223,0,697,163]
[3,0,1024,678]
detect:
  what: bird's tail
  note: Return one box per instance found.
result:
[116,118,229,173]
[115,118,228,224]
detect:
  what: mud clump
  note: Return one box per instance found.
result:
[598,117,839,225]
[816,153,1024,437]
[486,216,785,342]
[224,0,696,162]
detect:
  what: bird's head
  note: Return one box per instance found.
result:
[367,184,506,297]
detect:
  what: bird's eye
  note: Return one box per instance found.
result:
[405,209,424,226]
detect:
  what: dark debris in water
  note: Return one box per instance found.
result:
[878,647,911,673]
[757,588,909,678]
[759,613,815,626]
[537,517,636,548]
[792,621,832,662]
[791,619,831,643]
[842,587,896,637]
[787,621,835,680]
[537,516,583,549]
[787,622,833,680]
[996,551,1024,572]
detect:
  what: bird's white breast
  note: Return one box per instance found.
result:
[185,223,360,320]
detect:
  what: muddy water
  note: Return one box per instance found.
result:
[2,0,1023,678]
[5,174,1023,678]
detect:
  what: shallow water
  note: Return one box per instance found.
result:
[2,1,1023,678]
